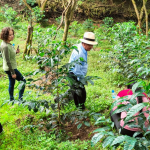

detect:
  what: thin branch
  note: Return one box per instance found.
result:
[22,0,33,11]
[53,0,72,40]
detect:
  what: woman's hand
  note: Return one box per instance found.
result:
[12,74,16,79]
[16,49,20,54]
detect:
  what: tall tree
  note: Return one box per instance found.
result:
[143,0,148,36]
[131,0,148,35]
[62,0,77,43]
[22,0,48,57]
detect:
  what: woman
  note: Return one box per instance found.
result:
[0,27,26,101]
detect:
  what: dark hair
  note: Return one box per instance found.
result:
[0,27,14,41]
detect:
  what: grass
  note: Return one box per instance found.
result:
[0,19,124,149]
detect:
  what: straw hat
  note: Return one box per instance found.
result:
[80,32,98,45]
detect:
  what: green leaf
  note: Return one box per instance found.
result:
[94,116,106,125]
[40,52,45,57]
[110,97,128,110]
[91,133,105,147]
[137,67,144,73]
[93,128,105,133]
[130,59,139,64]
[132,81,143,93]
[84,121,90,127]
[27,78,34,81]
[39,106,44,112]
[111,135,128,146]
[77,123,82,129]
[125,103,148,122]
[112,104,130,115]
[130,92,145,102]
[79,57,84,61]
[30,102,36,109]
[133,131,142,137]
[124,138,136,150]
[18,81,25,91]
[88,80,94,85]
[102,136,115,148]
[144,131,150,136]
[46,109,50,115]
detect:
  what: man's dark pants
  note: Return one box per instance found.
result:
[69,72,86,110]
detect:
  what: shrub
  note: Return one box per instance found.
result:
[82,19,94,32]
[103,17,114,27]
[32,6,45,22]
[103,21,150,80]
[1,5,20,27]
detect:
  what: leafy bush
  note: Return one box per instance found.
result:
[104,21,150,80]
[91,114,150,149]
[91,80,150,150]
[19,0,36,6]
[1,5,20,27]
[82,19,94,32]
[32,6,45,22]
[0,10,5,22]
[69,21,81,37]
[103,17,114,27]
[55,16,65,26]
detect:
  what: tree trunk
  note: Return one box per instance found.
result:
[62,19,70,42]
[131,0,141,29]
[143,0,148,36]
[36,0,41,7]
[62,0,77,43]
[23,26,33,58]
[41,0,49,12]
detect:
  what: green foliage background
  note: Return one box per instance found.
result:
[0,4,150,149]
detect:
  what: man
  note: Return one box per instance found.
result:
[69,32,97,110]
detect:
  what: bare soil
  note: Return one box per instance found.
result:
[16,114,99,141]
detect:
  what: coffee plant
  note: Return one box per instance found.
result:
[91,79,150,149]
[1,5,20,27]
[103,17,114,27]
[32,6,45,23]
[97,21,150,80]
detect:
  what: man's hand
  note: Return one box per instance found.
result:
[12,74,16,79]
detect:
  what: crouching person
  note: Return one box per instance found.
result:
[110,82,150,137]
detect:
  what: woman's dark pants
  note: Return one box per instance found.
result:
[5,69,26,101]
